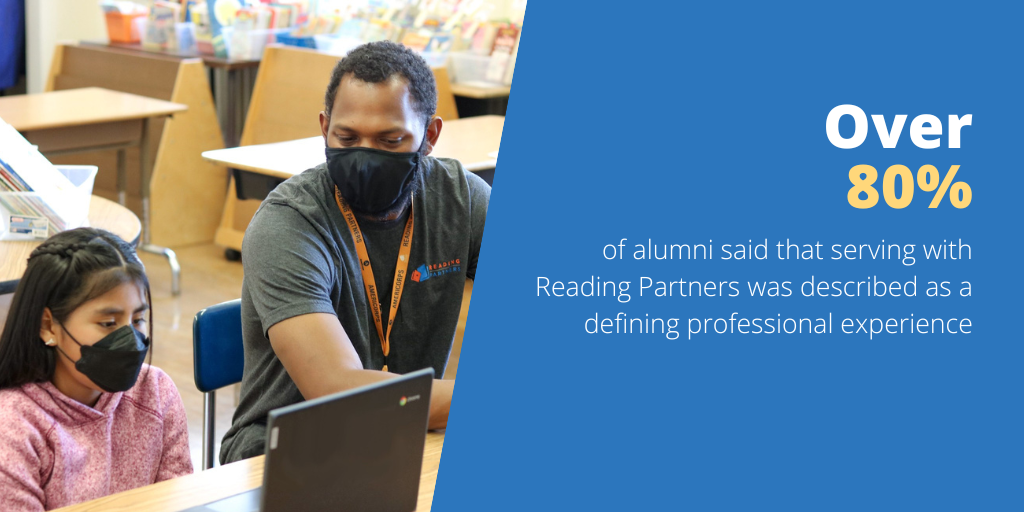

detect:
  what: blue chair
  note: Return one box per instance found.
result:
[193,299,244,470]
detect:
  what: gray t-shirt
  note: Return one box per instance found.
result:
[221,157,489,463]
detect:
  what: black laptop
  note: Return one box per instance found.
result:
[184,368,434,512]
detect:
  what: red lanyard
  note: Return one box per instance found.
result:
[334,187,414,372]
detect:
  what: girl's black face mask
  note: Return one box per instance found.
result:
[58,324,150,393]
[325,147,420,213]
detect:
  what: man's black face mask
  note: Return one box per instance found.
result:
[324,122,432,215]
[325,147,421,214]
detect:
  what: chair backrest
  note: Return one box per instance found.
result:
[193,299,244,392]
[241,44,459,147]
[433,66,459,121]
[47,44,181,98]
[240,45,339,147]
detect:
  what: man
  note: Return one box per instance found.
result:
[221,41,490,463]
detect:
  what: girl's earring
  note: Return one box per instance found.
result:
[45,338,56,346]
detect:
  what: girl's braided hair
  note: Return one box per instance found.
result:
[0,228,152,389]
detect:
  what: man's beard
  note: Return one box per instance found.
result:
[349,163,423,223]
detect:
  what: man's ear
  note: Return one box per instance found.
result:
[422,116,443,156]
[39,308,58,346]
[319,111,330,145]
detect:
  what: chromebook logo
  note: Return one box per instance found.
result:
[399,397,408,406]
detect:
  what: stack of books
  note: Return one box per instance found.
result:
[0,119,80,238]
[190,0,310,57]
[143,1,184,51]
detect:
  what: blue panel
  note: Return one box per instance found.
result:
[0,0,25,91]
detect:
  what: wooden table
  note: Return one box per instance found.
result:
[53,431,445,512]
[450,84,510,117]
[0,87,187,295]
[201,115,505,180]
[0,196,141,294]
[90,41,263,70]
[203,114,502,257]
[77,42,510,139]
[80,41,261,148]
[0,88,186,131]
[450,83,511,99]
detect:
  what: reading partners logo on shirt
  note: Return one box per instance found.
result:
[410,259,461,282]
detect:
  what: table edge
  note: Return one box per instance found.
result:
[7,108,188,132]
[450,84,512,99]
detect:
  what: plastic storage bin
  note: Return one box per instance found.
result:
[448,51,504,87]
[276,33,317,49]
[314,35,363,56]
[195,24,215,55]
[176,22,197,52]
[0,166,97,241]
[105,11,146,43]
[229,28,288,60]
[419,51,449,68]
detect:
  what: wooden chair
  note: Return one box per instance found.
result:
[434,66,459,122]
[213,45,337,253]
[215,45,460,254]
[46,44,227,248]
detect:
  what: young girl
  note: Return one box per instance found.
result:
[0,228,192,511]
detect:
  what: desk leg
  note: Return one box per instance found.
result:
[203,392,216,470]
[137,117,182,296]
[116,148,127,206]
[214,68,231,147]
[241,67,253,129]
[235,69,244,146]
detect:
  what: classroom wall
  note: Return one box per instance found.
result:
[25,0,108,93]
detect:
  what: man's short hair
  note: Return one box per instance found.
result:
[324,41,437,124]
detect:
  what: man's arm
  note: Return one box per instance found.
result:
[269,312,453,429]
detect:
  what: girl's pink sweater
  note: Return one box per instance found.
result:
[0,365,193,511]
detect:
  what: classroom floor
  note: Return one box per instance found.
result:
[137,243,467,471]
